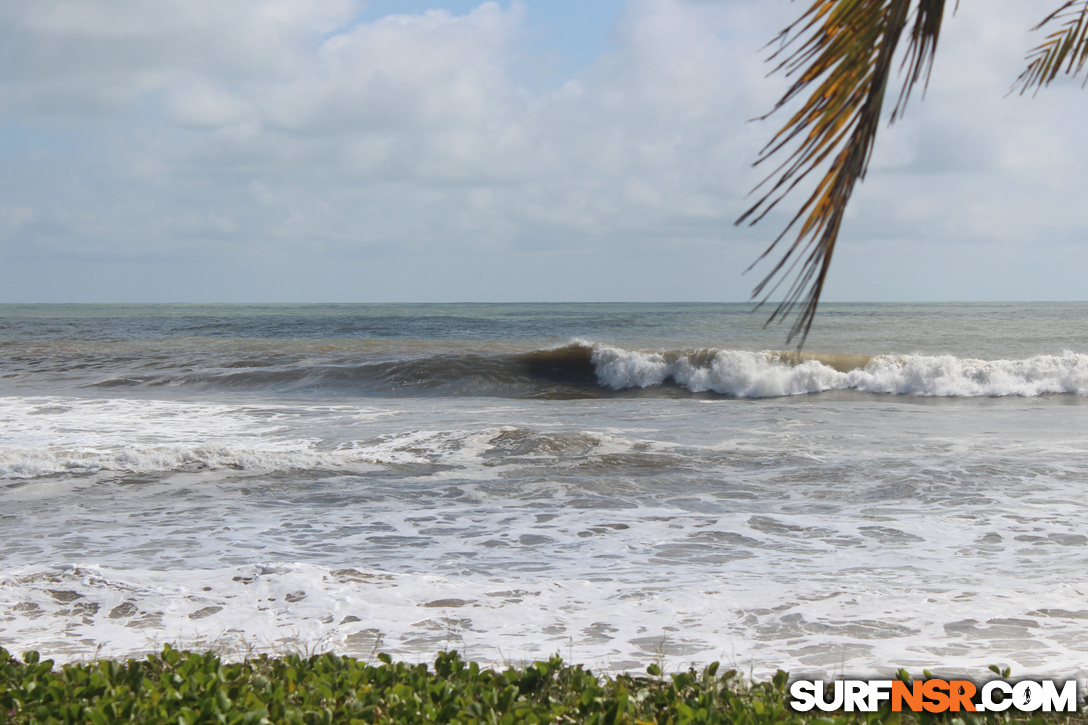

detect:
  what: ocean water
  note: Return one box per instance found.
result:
[3,302,1088,678]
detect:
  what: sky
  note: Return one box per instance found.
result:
[1,0,1086,304]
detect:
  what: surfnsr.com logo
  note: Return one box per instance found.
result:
[789,679,1079,713]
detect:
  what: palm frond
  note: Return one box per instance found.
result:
[1015,0,1088,94]
[738,0,950,348]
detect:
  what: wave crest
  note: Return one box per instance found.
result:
[590,345,1088,398]
[18,338,1088,399]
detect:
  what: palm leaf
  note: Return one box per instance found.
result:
[1015,0,1088,94]
[738,0,950,348]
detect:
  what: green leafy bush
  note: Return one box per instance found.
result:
[0,646,1082,724]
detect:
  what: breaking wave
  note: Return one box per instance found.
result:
[58,340,1088,399]
[590,345,1088,398]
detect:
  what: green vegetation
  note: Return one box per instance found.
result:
[0,646,1083,724]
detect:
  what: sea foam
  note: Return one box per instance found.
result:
[590,344,1088,397]
[5,560,1088,679]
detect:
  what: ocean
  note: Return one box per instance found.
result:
[2,301,1088,679]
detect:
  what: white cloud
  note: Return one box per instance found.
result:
[0,0,355,114]
[0,0,1086,303]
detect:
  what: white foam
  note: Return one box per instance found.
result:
[591,345,1088,397]
[0,397,390,479]
[6,386,1088,679]
[0,396,662,480]
[3,562,1087,679]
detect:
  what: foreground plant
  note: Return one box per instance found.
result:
[0,647,785,724]
[0,646,1085,724]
